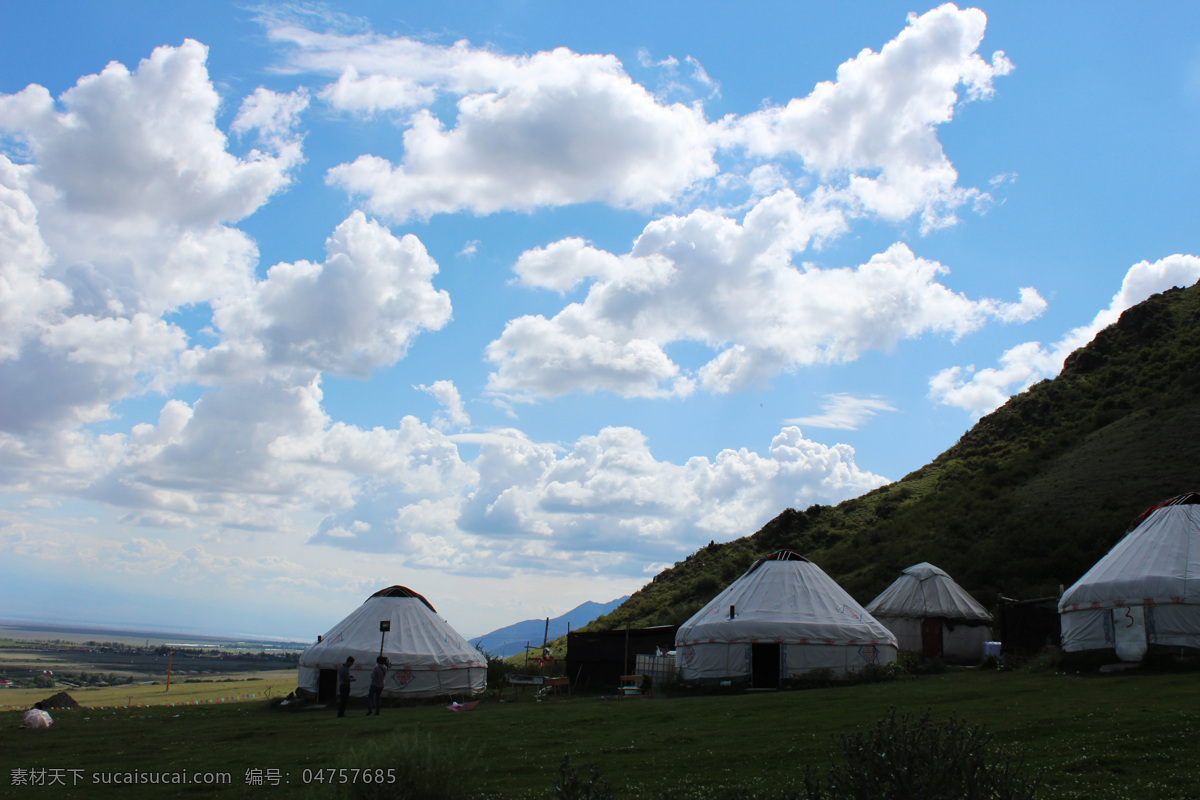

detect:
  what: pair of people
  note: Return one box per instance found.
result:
[338,655,390,717]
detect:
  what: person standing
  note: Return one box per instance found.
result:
[337,656,355,717]
[366,656,388,715]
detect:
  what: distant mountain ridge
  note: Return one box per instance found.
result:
[584,280,1200,634]
[469,597,629,657]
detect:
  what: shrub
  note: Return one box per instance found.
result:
[478,645,516,690]
[1024,645,1063,672]
[807,707,1039,800]
[907,654,944,675]
[800,667,835,685]
[892,652,947,676]
[551,756,612,800]
[1141,649,1200,673]
[851,659,911,685]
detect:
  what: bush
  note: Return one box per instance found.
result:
[924,655,946,674]
[315,732,479,800]
[479,646,516,690]
[889,652,948,676]
[552,756,612,800]
[1141,649,1200,673]
[807,707,1039,800]
[794,667,835,687]
[1022,645,1064,673]
[850,659,911,685]
[1040,646,1119,674]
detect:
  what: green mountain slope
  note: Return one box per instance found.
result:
[589,281,1200,631]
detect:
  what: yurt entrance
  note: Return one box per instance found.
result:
[1112,605,1148,662]
[921,619,944,660]
[751,643,780,688]
[317,669,338,703]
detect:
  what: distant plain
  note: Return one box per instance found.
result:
[0,624,302,711]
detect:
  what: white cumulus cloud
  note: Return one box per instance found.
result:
[487,192,1044,401]
[723,3,1012,232]
[269,3,1006,232]
[417,380,471,432]
[929,254,1200,415]
[326,47,717,221]
[204,212,451,380]
[0,39,309,437]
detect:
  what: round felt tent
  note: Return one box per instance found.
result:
[865,562,993,664]
[675,550,897,686]
[298,586,486,700]
[1059,493,1200,661]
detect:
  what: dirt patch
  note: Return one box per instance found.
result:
[39,691,79,709]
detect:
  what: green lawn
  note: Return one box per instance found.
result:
[2,669,1198,799]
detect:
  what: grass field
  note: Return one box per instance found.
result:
[0,625,307,652]
[0,671,298,711]
[3,667,1199,799]
[0,625,302,709]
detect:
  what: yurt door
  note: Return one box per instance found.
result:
[1112,605,1148,662]
[921,618,943,660]
[751,643,780,688]
[318,669,338,703]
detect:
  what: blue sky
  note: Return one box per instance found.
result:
[1,2,1197,641]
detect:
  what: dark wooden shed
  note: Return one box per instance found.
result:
[566,625,678,692]
[996,595,1061,660]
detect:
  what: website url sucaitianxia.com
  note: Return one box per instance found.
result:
[9,767,398,787]
[9,769,233,787]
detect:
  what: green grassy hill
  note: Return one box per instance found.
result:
[589,281,1200,631]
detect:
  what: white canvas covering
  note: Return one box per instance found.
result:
[675,551,897,683]
[22,708,52,729]
[866,562,993,663]
[867,563,993,622]
[1059,496,1200,656]
[298,586,486,698]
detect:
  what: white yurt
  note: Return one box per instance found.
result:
[675,550,897,686]
[865,562,994,664]
[1059,493,1200,661]
[298,586,486,700]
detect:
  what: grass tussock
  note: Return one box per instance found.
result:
[807,708,1038,800]
[315,731,479,800]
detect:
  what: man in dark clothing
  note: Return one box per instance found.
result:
[337,656,355,717]
[366,656,389,715]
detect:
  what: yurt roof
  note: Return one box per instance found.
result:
[1059,493,1200,613]
[677,551,896,647]
[865,562,993,623]
[299,586,483,670]
[369,585,435,611]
